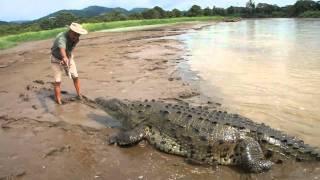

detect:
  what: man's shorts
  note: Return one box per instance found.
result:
[50,56,78,82]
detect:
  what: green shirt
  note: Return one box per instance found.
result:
[51,31,77,61]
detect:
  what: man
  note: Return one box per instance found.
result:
[50,22,88,104]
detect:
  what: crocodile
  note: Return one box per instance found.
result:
[95,98,320,173]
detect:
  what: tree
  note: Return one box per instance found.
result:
[227,6,235,14]
[203,7,212,16]
[246,0,256,9]
[103,11,128,21]
[256,3,280,16]
[55,13,76,27]
[187,5,203,16]
[246,0,256,16]
[153,6,167,18]
[54,12,78,28]
[142,9,161,19]
[39,18,56,30]
[292,0,318,16]
[128,13,143,20]
[39,12,77,30]
[171,8,182,17]
[212,6,226,15]
[281,5,295,17]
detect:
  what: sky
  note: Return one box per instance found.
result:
[0,0,297,21]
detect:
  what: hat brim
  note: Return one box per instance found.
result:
[69,26,88,35]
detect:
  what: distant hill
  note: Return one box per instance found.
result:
[1,6,149,23]
[40,6,148,20]
[130,8,149,13]
[10,20,31,24]
[0,21,9,25]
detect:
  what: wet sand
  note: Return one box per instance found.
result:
[0,22,319,180]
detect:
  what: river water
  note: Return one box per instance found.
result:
[179,19,320,147]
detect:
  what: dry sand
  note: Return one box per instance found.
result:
[0,22,319,180]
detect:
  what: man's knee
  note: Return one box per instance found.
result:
[72,77,79,82]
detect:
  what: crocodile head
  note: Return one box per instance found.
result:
[95,97,129,121]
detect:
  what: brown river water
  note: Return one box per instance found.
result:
[179,19,320,149]
[175,19,320,179]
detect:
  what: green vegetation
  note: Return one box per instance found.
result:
[0,28,65,50]
[299,10,320,17]
[226,0,320,18]
[0,16,225,50]
[83,16,224,32]
[0,28,65,49]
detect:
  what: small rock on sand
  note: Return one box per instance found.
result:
[33,80,45,85]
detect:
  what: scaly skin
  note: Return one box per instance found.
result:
[95,98,320,173]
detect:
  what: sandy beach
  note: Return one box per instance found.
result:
[0,22,319,180]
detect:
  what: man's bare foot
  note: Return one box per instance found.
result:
[77,94,83,100]
[56,99,62,105]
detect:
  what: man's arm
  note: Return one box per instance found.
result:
[59,48,69,65]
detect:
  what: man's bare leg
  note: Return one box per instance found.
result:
[54,82,62,104]
[72,77,82,99]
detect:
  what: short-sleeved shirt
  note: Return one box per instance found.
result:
[51,31,77,62]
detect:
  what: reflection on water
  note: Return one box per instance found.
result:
[179,19,320,147]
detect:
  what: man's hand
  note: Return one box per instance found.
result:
[60,57,69,66]
[59,48,69,66]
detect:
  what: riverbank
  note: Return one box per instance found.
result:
[0,21,319,180]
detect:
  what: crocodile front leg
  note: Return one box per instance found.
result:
[108,126,147,146]
[234,137,273,173]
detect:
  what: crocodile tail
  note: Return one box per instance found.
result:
[250,124,320,162]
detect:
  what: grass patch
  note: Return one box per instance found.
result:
[83,16,225,31]
[0,39,17,49]
[299,11,320,18]
[0,16,227,50]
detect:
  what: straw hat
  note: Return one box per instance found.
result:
[68,22,88,35]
